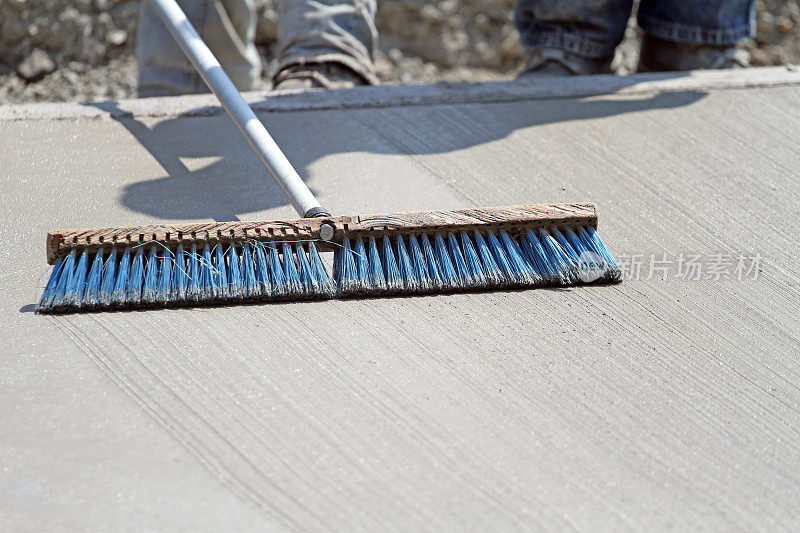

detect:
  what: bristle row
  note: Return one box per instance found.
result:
[331,224,620,295]
[38,224,620,313]
[37,241,334,313]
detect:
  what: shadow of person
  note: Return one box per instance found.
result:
[87,101,326,221]
[88,77,705,222]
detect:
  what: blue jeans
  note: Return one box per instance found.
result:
[515,0,757,59]
[137,0,377,96]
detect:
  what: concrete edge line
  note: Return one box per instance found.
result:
[1,66,798,122]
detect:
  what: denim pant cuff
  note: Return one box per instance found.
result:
[638,15,754,45]
[519,32,617,60]
[276,53,379,85]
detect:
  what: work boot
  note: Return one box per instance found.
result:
[272,62,368,91]
[637,34,750,72]
[519,48,615,77]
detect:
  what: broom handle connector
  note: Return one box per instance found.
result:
[149,0,330,219]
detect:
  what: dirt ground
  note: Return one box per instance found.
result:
[1,0,798,103]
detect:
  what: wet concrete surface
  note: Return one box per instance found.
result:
[2,69,800,531]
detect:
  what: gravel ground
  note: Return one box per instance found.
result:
[1,0,799,104]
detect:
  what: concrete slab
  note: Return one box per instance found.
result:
[2,68,800,531]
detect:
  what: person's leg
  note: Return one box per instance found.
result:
[137,0,261,97]
[515,0,634,75]
[637,0,756,71]
[273,0,378,89]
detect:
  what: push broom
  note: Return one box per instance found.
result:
[37,0,621,314]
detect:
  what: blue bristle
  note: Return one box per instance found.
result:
[523,228,557,283]
[38,256,65,310]
[366,236,387,291]
[240,244,258,297]
[394,235,418,291]
[252,243,273,297]
[562,227,603,276]
[308,242,333,295]
[433,233,458,288]
[156,247,172,303]
[408,234,433,290]
[83,248,103,306]
[353,236,371,291]
[472,231,502,286]
[486,231,515,284]
[198,244,214,300]
[227,244,244,298]
[335,237,358,293]
[128,246,145,304]
[213,244,228,298]
[267,243,287,296]
[65,249,89,307]
[447,232,473,286]
[281,242,302,294]
[295,243,315,294]
[549,228,581,271]
[111,247,131,304]
[459,232,487,287]
[562,227,589,258]
[187,244,202,301]
[143,246,160,303]
[99,247,118,306]
[419,234,442,289]
[52,249,77,308]
[518,234,539,276]
[537,229,575,284]
[499,230,540,285]
[172,244,188,301]
[381,235,403,291]
[580,226,619,269]
[545,228,580,283]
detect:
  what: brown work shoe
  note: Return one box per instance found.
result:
[519,48,615,77]
[273,62,368,91]
[637,34,750,72]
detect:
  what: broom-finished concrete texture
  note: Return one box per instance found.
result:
[2,67,799,531]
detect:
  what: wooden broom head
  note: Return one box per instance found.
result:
[46,203,599,264]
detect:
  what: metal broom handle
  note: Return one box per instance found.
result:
[150,0,331,220]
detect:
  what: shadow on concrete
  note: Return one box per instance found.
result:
[88,76,705,221]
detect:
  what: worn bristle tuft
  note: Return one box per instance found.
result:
[367,236,387,292]
[394,235,418,291]
[421,234,444,289]
[473,231,502,286]
[308,242,334,296]
[212,244,228,299]
[173,244,188,301]
[460,232,487,287]
[143,246,160,303]
[187,244,201,301]
[156,247,172,303]
[111,247,131,305]
[263,243,283,296]
[99,247,117,306]
[334,237,357,293]
[252,242,271,297]
[227,244,243,298]
[295,243,314,294]
[84,248,103,307]
[128,246,145,304]
[381,235,403,292]
[408,234,433,290]
[281,242,302,295]
[241,244,258,298]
